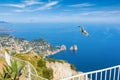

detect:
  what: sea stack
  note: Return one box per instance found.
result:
[70,46,73,51]
[61,45,66,50]
[70,45,78,51]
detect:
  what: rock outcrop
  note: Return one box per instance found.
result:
[46,61,79,80]
[61,45,66,50]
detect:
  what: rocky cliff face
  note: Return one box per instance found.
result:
[0,34,57,56]
[46,61,79,80]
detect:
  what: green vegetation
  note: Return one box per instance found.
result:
[0,60,25,80]
[37,59,46,68]
[46,58,64,63]
[0,52,77,80]
[14,53,53,80]
[0,64,11,80]
[70,64,77,71]
[42,68,53,80]
[5,48,10,54]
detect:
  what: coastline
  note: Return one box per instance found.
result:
[44,48,64,58]
[44,44,66,58]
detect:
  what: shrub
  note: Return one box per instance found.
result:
[47,58,64,63]
[42,68,53,80]
[37,59,46,68]
[0,60,25,80]
[70,64,77,71]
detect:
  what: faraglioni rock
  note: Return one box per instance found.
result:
[70,45,78,51]
[61,45,66,50]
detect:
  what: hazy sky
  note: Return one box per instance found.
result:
[0,0,120,23]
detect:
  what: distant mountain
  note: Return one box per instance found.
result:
[0,26,13,32]
[0,21,8,24]
[0,34,58,56]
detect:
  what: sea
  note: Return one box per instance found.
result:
[0,22,120,72]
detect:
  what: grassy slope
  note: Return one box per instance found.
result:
[14,53,53,80]
[0,52,77,80]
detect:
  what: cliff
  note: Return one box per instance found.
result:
[16,54,80,80]
[46,60,79,80]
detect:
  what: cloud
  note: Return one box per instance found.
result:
[13,1,59,12]
[0,13,13,16]
[31,14,120,23]
[68,3,95,7]
[3,12,120,23]
[13,10,25,12]
[35,1,59,11]
[23,0,43,6]
[77,10,120,16]
[0,0,44,9]
[0,4,26,8]
[0,0,59,12]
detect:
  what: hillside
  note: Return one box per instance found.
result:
[0,34,78,80]
[0,34,59,56]
[15,53,79,80]
[0,52,79,80]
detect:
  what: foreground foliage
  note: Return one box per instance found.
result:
[15,53,53,80]
[0,60,25,80]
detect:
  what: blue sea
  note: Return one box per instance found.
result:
[1,22,120,72]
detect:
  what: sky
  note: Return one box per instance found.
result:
[0,0,120,23]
